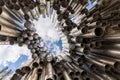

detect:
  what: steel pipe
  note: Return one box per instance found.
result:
[0,25,20,37]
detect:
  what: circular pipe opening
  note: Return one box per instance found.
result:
[105,64,111,71]
[95,27,104,37]
[37,69,42,75]
[74,77,79,80]
[0,35,7,41]
[69,71,74,76]
[32,62,39,68]
[86,78,90,80]
[21,66,31,73]
[75,71,80,76]
[83,47,90,54]
[114,62,120,70]
[16,69,25,76]
[39,61,44,65]
[0,0,4,6]
[81,27,88,34]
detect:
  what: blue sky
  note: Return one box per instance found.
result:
[0,55,28,71]
[0,0,97,72]
[44,38,63,56]
[7,55,28,71]
[87,0,97,10]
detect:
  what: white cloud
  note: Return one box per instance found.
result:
[0,45,31,66]
[33,15,62,56]
[33,15,60,42]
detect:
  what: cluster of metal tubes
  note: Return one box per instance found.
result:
[0,0,119,80]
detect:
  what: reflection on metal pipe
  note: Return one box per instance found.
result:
[0,25,20,37]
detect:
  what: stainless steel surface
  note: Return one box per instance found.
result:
[0,0,119,80]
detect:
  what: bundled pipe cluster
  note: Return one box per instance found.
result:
[0,0,120,80]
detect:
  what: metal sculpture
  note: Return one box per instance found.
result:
[0,0,119,80]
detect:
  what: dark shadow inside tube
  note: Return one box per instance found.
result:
[37,68,42,74]
[76,37,82,43]
[83,47,90,54]
[118,24,120,27]
[0,8,2,14]
[24,66,31,71]
[11,0,17,3]
[81,27,88,34]
[24,14,30,20]
[0,35,7,41]
[10,39,15,45]
[16,69,25,76]
[0,25,1,31]
[39,61,44,65]
[75,71,80,76]
[21,66,31,73]
[54,75,57,80]
[105,64,111,71]
[95,27,104,37]
[82,38,91,43]
[0,0,5,6]
[57,72,62,76]
[69,71,74,76]
[46,78,53,80]
[74,77,79,80]
[11,74,21,80]
[32,62,39,68]
[86,78,90,80]
[90,43,95,48]
[114,62,120,70]
[60,76,65,80]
